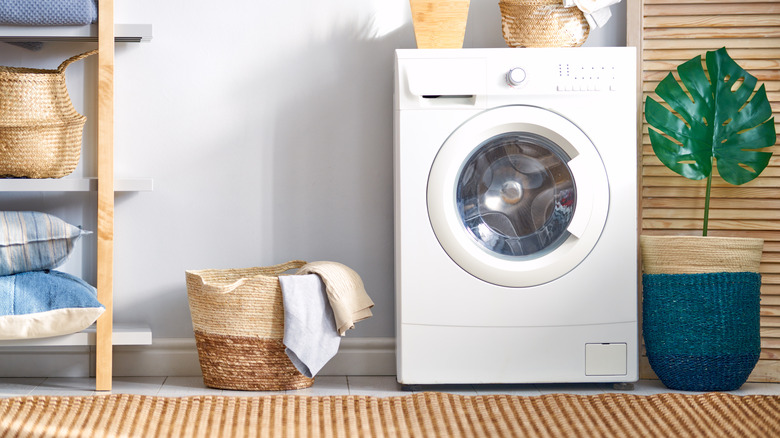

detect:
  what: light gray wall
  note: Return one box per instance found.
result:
[0,0,627,340]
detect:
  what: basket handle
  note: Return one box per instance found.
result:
[188,260,308,294]
[263,260,308,275]
[57,50,99,73]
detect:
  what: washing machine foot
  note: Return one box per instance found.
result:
[612,382,634,391]
[401,384,422,392]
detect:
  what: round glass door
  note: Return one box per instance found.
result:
[427,105,609,287]
[457,132,575,259]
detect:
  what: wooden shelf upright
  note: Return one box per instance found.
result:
[95,0,115,392]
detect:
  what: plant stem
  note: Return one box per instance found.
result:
[703,168,713,236]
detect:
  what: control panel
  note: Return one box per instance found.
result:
[556,63,618,92]
[501,61,621,94]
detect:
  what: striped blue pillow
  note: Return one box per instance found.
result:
[0,211,89,276]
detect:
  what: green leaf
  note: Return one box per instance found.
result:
[644,47,775,185]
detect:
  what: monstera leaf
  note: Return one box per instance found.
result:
[645,47,776,235]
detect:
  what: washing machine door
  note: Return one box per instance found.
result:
[427,105,609,287]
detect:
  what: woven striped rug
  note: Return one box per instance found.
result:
[1,392,779,437]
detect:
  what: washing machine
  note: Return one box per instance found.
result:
[394,48,638,385]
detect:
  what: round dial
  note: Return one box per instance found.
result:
[507,68,527,86]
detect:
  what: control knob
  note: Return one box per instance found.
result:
[507,67,527,87]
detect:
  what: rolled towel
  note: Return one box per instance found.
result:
[279,274,341,378]
[0,0,98,26]
[296,261,374,336]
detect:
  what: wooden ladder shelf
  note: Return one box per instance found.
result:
[0,1,154,392]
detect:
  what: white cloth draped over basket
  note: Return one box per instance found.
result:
[280,261,374,378]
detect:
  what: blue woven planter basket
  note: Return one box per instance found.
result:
[642,272,761,391]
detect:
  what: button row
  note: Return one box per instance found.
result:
[557,83,618,92]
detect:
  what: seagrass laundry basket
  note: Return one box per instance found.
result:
[0,50,96,178]
[499,0,589,48]
[641,236,763,391]
[185,260,314,391]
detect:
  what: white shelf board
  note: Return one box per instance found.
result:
[0,177,153,192]
[0,24,152,42]
[0,323,152,347]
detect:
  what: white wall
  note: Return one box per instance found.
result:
[0,0,627,374]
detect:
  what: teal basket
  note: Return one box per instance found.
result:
[642,272,761,391]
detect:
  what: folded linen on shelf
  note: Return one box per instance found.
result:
[296,261,374,336]
[0,0,98,26]
[279,274,341,378]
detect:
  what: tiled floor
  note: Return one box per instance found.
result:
[1,376,779,398]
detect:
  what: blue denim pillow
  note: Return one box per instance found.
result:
[0,270,104,340]
[0,211,89,276]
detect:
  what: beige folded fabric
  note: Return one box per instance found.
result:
[296,261,374,336]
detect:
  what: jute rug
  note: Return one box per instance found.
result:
[1,392,779,437]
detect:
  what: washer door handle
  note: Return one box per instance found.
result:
[567,154,602,239]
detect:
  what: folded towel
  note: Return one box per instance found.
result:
[279,274,341,378]
[0,0,98,26]
[296,261,374,336]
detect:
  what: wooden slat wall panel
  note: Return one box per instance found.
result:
[633,0,780,382]
[646,4,780,15]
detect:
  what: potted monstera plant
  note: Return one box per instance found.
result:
[641,48,776,391]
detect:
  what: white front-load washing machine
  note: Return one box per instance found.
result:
[394,48,638,385]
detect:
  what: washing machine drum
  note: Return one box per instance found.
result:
[427,105,609,287]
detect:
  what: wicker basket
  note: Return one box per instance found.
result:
[185,261,314,391]
[0,50,96,179]
[498,0,589,48]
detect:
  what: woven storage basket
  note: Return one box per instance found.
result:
[498,0,589,48]
[640,236,763,391]
[185,260,314,391]
[0,50,96,179]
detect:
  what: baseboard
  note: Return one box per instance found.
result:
[0,346,93,378]
[0,337,397,378]
[318,337,396,376]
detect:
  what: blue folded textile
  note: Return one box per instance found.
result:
[0,0,97,26]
